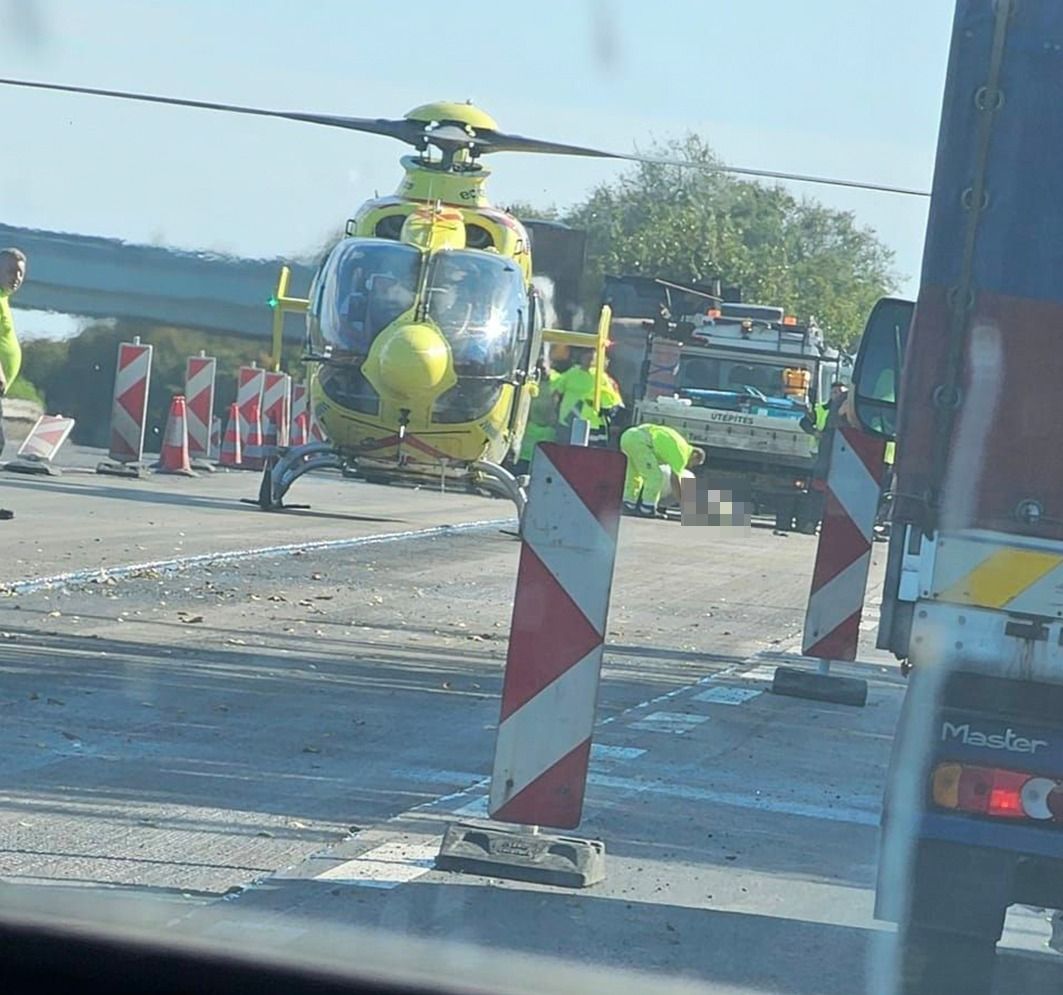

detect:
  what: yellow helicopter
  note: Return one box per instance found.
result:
[0,79,929,514]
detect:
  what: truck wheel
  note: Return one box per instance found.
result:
[896,924,997,995]
[892,840,1009,995]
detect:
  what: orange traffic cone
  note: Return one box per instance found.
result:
[156,395,197,476]
[243,396,264,470]
[291,411,309,447]
[219,403,243,468]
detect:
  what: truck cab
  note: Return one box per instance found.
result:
[629,293,852,531]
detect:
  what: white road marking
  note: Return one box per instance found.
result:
[314,837,441,889]
[629,711,710,734]
[0,519,512,596]
[450,795,489,819]
[693,686,762,706]
[590,744,647,762]
[587,772,879,826]
[733,664,778,683]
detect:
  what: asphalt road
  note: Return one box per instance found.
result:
[0,455,1059,993]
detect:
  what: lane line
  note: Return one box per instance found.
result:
[314,837,440,889]
[590,744,647,762]
[0,518,513,596]
[586,772,879,826]
[628,712,709,734]
[693,686,762,706]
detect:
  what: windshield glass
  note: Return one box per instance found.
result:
[677,353,811,402]
[10,5,1047,995]
[425,250,525,378]
[310,238,420,356]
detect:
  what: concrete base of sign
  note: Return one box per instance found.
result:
[191,459,215,473]
[97,460,145,479]
[771,664,868,707]
[435,822,605,889]
[4,458,61,477]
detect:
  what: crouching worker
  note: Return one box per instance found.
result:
[620,423,705,517]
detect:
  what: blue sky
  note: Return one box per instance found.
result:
[1,0,955,332]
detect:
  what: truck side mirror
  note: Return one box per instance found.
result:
[851,297,914,440]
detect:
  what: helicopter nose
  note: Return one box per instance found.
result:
[376,322,451,396]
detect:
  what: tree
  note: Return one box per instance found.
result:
[563,135,897,348]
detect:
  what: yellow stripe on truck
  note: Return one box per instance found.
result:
[939,548,1063,608]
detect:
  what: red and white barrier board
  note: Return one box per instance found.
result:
[236,365,265,468]
[184,355,216,461]
[802,426,885,660]
[16,414,75,464]
[262,371,291,451]
[488,443,625,830]
[107,340,152,463]
[291,382,307,422]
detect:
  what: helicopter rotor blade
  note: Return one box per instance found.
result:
[466,130,931,198]
[0,77,930,198]
[0,77,426,144]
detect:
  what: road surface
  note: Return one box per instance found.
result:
[0,457,1058,993]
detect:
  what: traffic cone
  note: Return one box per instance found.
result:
[243,396,264,470]
[156,395,197,476]
[219,403,243,468]
[291,411,309,447]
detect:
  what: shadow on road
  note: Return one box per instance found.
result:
[201,877,1063,994]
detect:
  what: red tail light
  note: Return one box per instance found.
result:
[933,762,1063,823]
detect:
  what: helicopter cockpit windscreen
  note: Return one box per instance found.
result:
[424,250,528,423]
[310,238,420,357]
[425,250,526,379]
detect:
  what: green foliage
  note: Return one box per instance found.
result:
[562,135,898,348]
[5,376,44,405]
[22,323,303,451]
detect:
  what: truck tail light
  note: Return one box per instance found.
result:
[932,762,1062,823]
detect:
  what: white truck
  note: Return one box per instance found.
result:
[631,299,852,531]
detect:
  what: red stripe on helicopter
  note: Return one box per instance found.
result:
[355,433,451,461]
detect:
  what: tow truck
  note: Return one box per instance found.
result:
[607,276,852,531]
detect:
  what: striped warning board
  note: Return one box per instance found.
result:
[184,355,216,461]
[802,426,885,661]
[488,442,625,830]
[262,371,291,451]
[13,415,75,464]
[236,365,265,469]
[106,340,152,464]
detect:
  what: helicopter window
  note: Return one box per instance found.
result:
[425,250,526,378]
[310,238,421,357]
[374,215,406,240]
[464,224,495,250]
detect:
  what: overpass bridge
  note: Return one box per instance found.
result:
[1,223,317,341]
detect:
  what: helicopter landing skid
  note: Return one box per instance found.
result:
[257,442,344,510]
[469,460,527,521]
